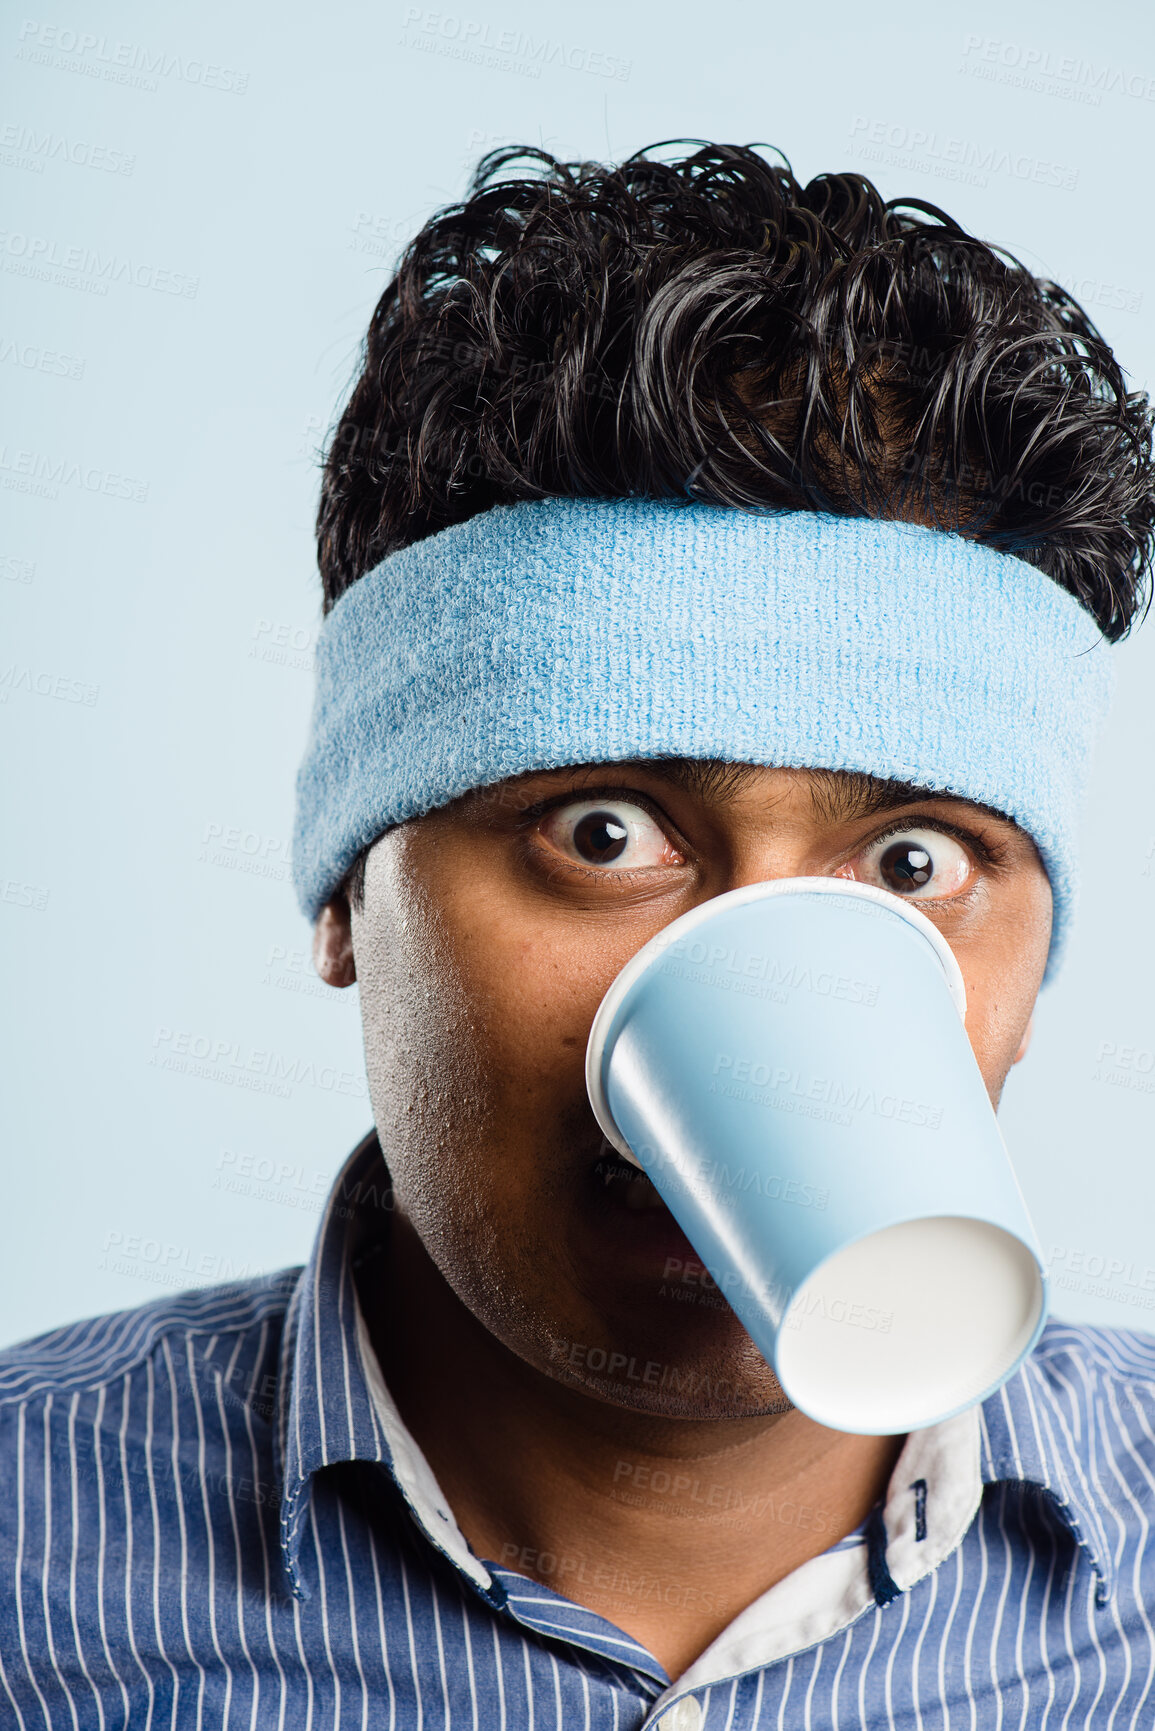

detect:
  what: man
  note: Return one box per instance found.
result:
[3,141,1154,1728]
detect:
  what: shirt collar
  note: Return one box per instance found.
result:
[274,1132,393,1595]
[278,1134,1116,1609]
[977,1333,1117,1602]
[275,1132,498,1600]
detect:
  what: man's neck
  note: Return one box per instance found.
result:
[363,1212,905,1679]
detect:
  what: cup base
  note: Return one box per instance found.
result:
[775,1216,1045,1434]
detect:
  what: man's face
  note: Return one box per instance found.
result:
[318,760,1051,1422]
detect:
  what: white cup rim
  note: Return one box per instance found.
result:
[584,876,968,1163]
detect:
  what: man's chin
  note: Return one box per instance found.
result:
[495,1148,794,1421]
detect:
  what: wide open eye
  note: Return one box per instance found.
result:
[844,827,973,900]
[537,800,683,870]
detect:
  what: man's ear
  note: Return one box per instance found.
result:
[313,896,357,989]
[1012,1013,1034,1066]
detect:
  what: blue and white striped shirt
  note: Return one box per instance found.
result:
[2,1131,1155,1729]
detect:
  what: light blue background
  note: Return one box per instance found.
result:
[3,0,1153,1348]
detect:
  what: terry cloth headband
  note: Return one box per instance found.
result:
[292,497,1115,984]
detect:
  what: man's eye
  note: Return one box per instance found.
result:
[537,800,683,870]
[842,827,973,900]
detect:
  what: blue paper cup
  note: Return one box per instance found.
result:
[585,878,1047,1434]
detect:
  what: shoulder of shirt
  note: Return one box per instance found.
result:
[0,1268,302,1407]
[1033,1317,1155,1388]
[1023,1316,1155,1460]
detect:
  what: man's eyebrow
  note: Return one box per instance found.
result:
[637,758,1020,830]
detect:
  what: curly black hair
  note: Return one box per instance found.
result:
[317,140,1155,642]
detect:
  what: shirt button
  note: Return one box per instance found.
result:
[656,1699,703,1731]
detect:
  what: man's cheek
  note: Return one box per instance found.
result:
[467,934,615,1081]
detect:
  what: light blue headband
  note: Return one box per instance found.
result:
[293,498,1115,984]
